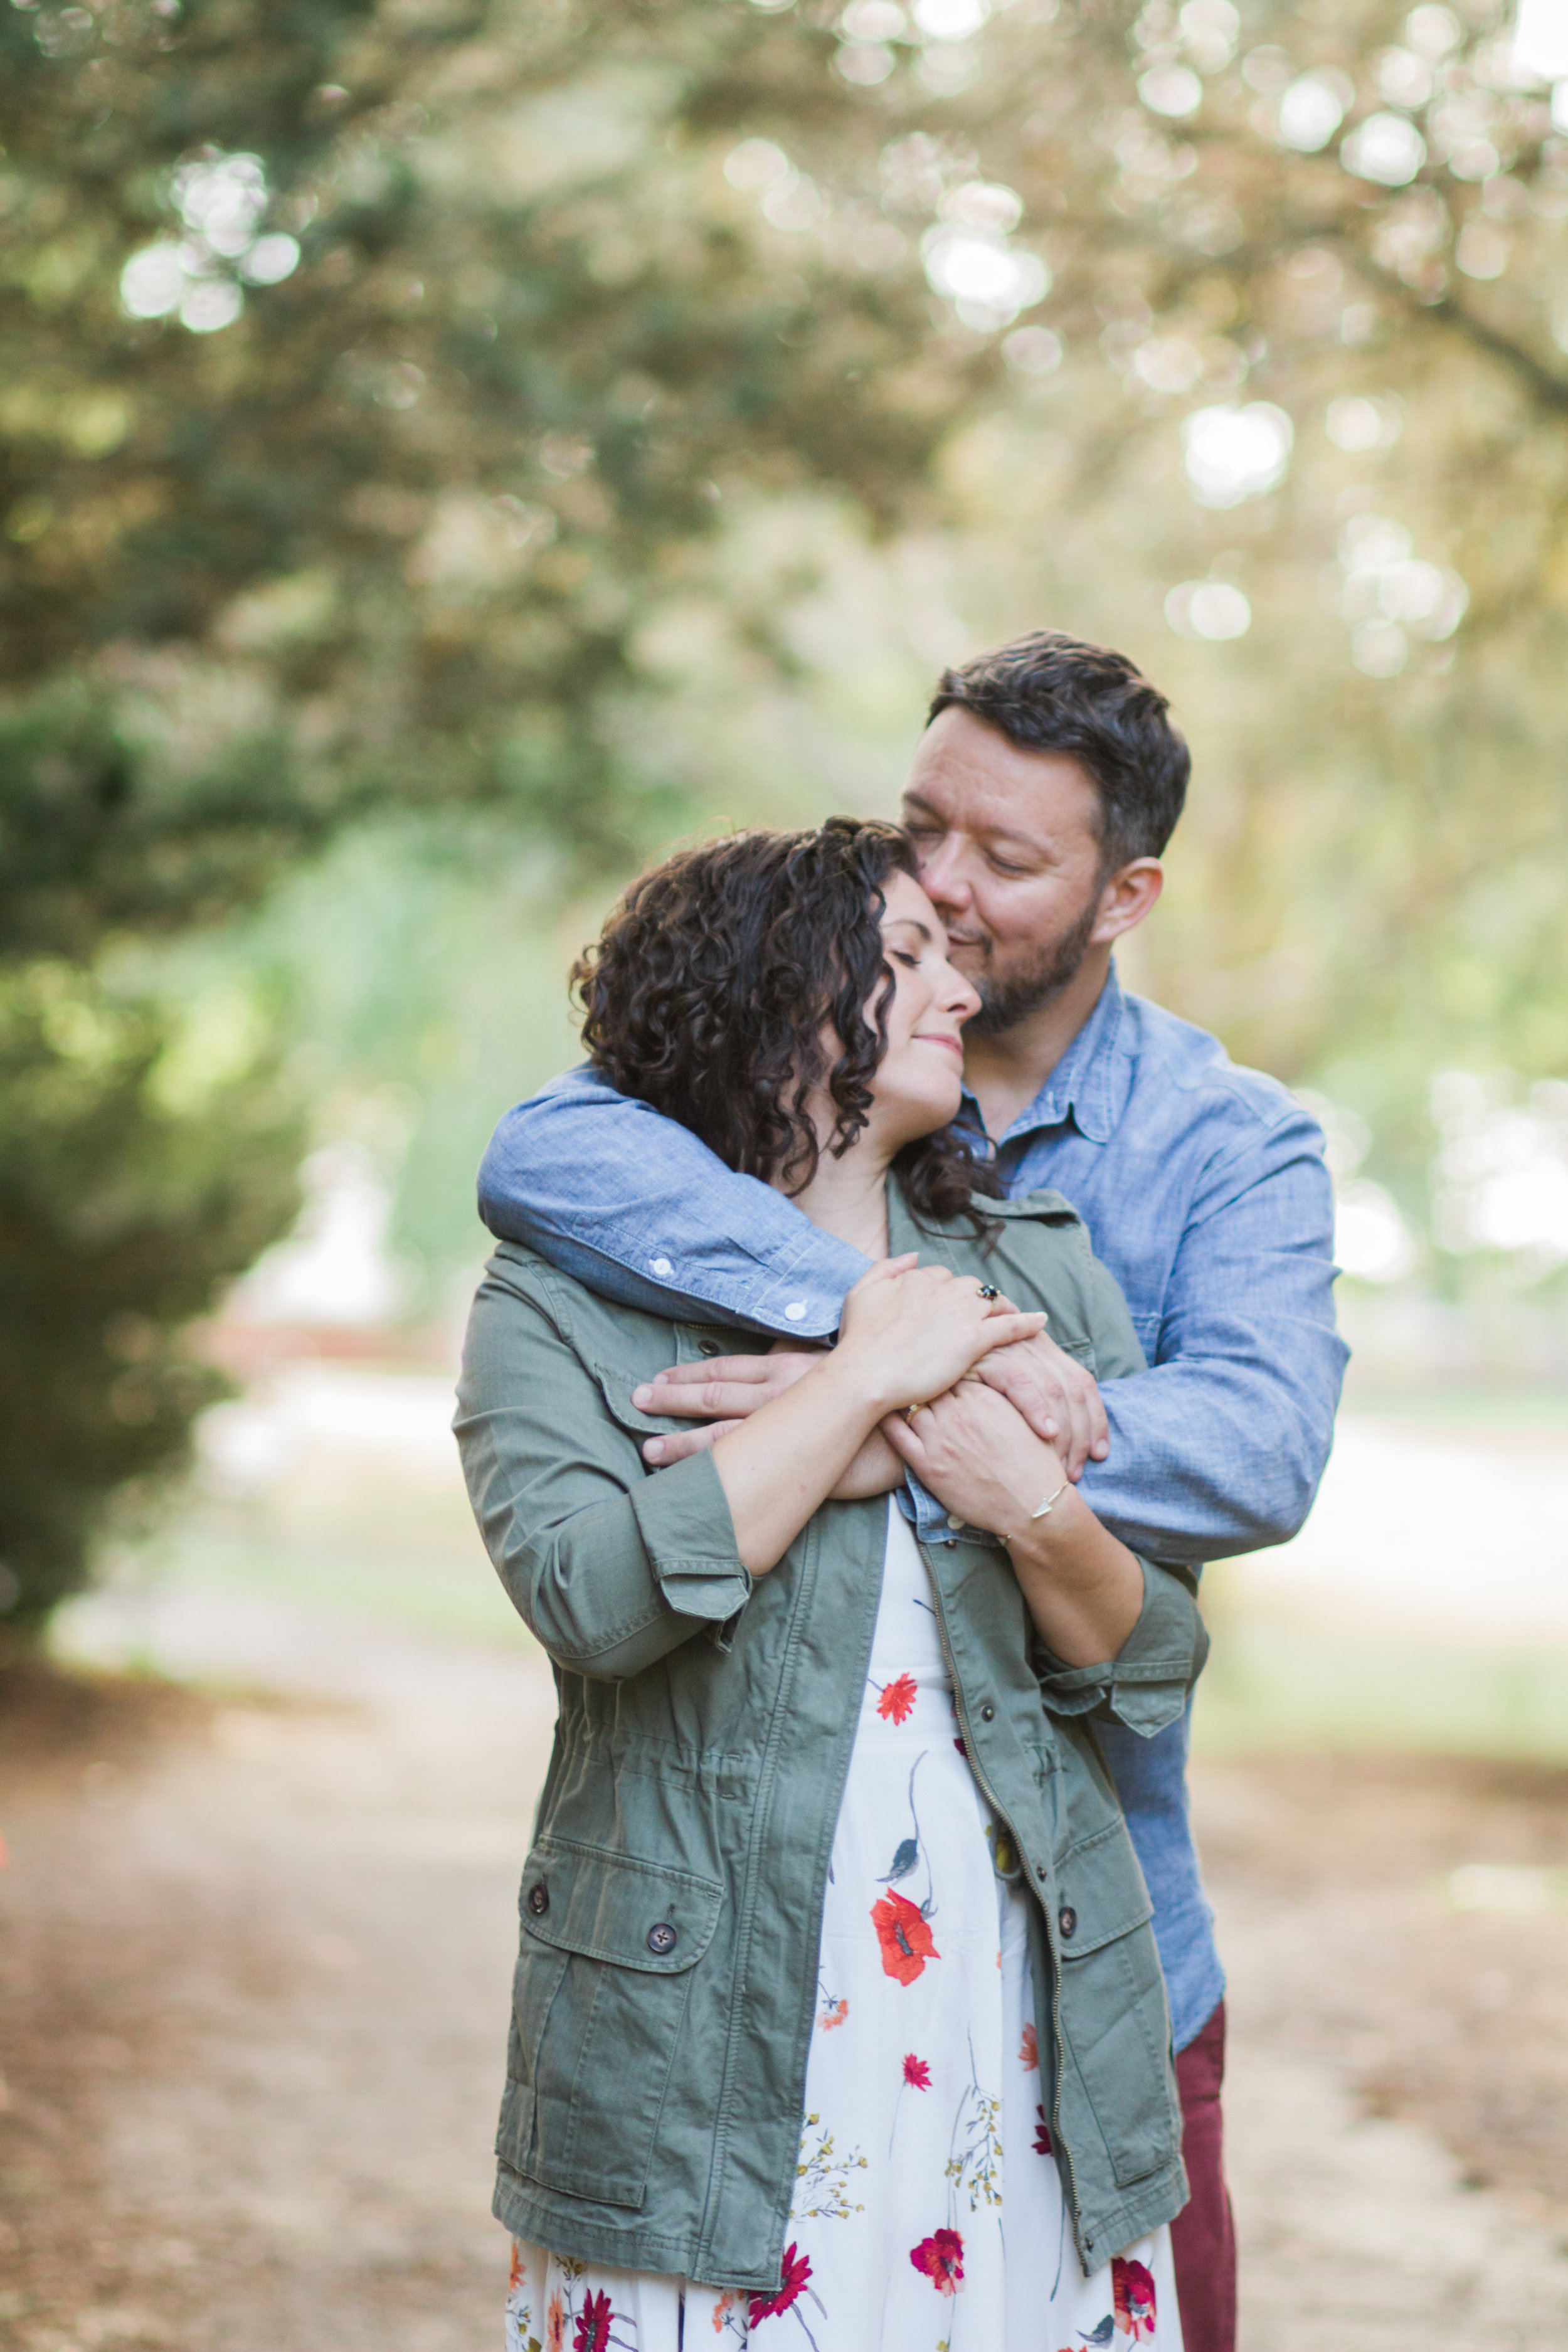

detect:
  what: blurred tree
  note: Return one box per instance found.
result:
[0,961,301,1634]
[5,0,1568,1626]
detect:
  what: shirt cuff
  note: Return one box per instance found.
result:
[1032,1558,1209,1737]
[898,1470,1004,1550]
[628,1449,754,1632]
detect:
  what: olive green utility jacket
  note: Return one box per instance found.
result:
[455,1185,1209,2290]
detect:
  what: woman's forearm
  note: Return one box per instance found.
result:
[710,1355,884,1574]
[997,1488,1144,1667]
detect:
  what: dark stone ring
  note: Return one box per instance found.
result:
[977,1284,1000,1301]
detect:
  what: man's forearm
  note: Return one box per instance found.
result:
[1080,1350,1345,1564]
[478,1073,869,1338]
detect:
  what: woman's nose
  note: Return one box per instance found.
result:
[945,968,982,1020]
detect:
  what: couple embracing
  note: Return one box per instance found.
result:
[455,631,1346,2352]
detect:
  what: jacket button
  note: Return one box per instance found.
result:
[979,1703,995,1722]
[526,1882,549,1917]
[698,1340,721,1357]
[1058,1904,1077,1940]
[647,1921,678,1956]
[1036,1863,1047,1880]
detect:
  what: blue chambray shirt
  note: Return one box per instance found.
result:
[477,963,1347,2047]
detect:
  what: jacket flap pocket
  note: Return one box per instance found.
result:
[520,1836,723,1974]
[591,1362,693,1439]
[1056,1821,1154,1957]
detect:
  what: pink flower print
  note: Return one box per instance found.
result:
[1113,2255,1158,2340]
[818,1994,848,2031]
[1019,2020,1039,2069]
[909,2228,965,2296]
[903,2053,931,2089]
[872,1890,940,1986]
[1033,2103,1053,2155]
[749,2243,812,2325]
[877,1672,918,1725]
[573,2289,613,2352]
[546,2287,565,2352]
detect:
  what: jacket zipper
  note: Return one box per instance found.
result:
[923,1554,1086,2251]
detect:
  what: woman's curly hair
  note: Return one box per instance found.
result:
[571,817,1000,1226]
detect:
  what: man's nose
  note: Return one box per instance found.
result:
[919,842,969,911]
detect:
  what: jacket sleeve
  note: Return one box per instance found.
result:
[1031,1557,1210,1739]
[477,1066,869,1340]
[453,1261,754,1679]
[1076,1115,1347,1564]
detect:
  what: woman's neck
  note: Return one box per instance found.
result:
[779,1140,896,1261]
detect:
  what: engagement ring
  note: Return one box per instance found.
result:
[977,1284,999,1301]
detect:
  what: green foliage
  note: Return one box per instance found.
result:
[4,0,1568,1621]
[0,962,302,1633]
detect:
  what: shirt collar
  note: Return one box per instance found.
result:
[959,961,1128,1150]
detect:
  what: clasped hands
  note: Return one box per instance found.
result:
[632,1254,1109,1541]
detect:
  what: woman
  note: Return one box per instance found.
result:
[455,818,1207,2351]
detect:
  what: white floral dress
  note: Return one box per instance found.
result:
[507,1501,1182,2352]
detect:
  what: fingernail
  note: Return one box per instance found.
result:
[633,1385,653,1408]
[644,1438,664,1461]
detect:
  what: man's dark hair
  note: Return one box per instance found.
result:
[928,630,1190,867]
[572,818,999,1224]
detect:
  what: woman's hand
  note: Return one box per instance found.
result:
[835,1256,1046,1417]
[882,1377,1066,1549]
[884,1382,1144,1666]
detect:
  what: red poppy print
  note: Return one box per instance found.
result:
[876,1672,918,1725]
[909,2227,965,2296]
[1019,2020,1039,2069]
[903,2053,931,2089]
[871,1890,940,1986]
[748,2243,812,2326]
[1033,2103,1053,2155]
[1113,2255,1158,2340]
[573,2287,613,2352]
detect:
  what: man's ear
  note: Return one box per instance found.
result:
[1091,858,1163,948]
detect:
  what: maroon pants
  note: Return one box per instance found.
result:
[1168,2000,1236,2352]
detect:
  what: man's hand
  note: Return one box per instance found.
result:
[970,1329,1108,1481]
[632,1346,822,1465]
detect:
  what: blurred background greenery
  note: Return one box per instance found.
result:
[3,0,1567,1640]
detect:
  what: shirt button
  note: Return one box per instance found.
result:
[946,1513,964,1531]
[647,1921,678,1956]
[1058,1904,1078,1940]
[526,1882,549,1917]
[979,1703,995,1723]
[783,1302,807,1323]
[650,1257,674,1277]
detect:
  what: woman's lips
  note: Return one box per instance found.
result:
[914,1032,965,1059]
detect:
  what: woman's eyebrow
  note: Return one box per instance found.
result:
[884,916,935,944]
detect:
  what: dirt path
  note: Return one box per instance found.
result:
[6,1598,1568,2351]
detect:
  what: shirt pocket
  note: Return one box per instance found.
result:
[497,1834,725,2210]
[1052,1820,1179,2191]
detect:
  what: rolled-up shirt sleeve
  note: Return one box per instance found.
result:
[1032,1557,1209,1739]
[478,1067,868,1339]
[455,1260,752,1678]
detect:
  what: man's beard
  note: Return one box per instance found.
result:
[963,892,1101,1037]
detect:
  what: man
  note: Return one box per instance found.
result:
[475,630,1347,2351]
